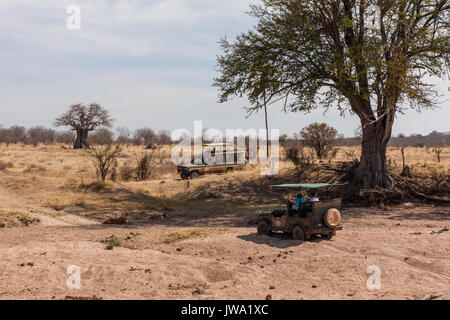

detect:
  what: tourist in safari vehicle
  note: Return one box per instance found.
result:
[256,184,344,241]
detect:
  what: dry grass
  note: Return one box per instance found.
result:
[161,227,230,244]
[0,209,40,228]
[0,160,14,170]
[0,143,448,221]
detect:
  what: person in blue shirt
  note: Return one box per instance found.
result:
[294,192,306,209]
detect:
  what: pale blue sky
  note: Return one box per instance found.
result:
[0,0,448,137]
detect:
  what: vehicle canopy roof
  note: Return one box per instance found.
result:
[270,183,344,189]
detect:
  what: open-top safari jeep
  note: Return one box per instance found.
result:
[256,183,343,241]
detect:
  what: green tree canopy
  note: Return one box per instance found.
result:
[214,0,449,188]
[301,123,338,159]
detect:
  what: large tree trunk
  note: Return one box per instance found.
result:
[74,128,89,149]
[355,119,393,189]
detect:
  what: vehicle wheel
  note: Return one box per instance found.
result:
[189,171,200,179]
[257,220,271,235]
[292,225,306,241]
[324,232,333,240]
[180,173,188,180]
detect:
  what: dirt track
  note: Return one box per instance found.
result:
[0,184,449,300]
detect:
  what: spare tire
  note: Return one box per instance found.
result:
[324,208,341,228]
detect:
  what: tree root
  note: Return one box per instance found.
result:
[326,162,449,205]
[391,174,449,204]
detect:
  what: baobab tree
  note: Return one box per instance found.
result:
[55,104,112,149]
[214,0,449,188]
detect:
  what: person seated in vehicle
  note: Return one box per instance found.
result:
[287,199,294,213]
[308,192,320,202]
[294,192,306,209]
[285,193,304,217]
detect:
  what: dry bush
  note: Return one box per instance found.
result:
[135,153,153,180]
[432,148,442,162]
[158,130,171,145]
[285,146,299,163]
[0,125,26,145]
[162,228,229,244]
[0,210,40,228]
[342,147,359,162]
[119,164,135,181]
[86,144,121,182]
[80,181,108,192]
[151,146,177,176]
[88,128,115,145]
[119,149,170,181]
[430,170,448,194]
[23,164,46,173]
[153,163,177,177]
[55,130,75,144]
[133,128,158,146]
[0,160,14,170]
[285,146,316,176]
[115,127,132,144]
[326,147,338,160]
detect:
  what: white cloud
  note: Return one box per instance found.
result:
[0,0,255,57]
[0,0,448,136]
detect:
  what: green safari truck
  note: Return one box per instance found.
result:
[255,183,344,240]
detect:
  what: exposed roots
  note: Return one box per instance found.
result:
[391,174,449,204]
[322,162,449,205]
[187,161,449,206]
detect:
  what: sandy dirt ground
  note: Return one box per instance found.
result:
[0,184,449,300]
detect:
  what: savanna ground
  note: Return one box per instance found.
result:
[0,143,449,300]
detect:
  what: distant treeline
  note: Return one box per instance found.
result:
[0,125,448,148]
[280,130,449,148]
[0,125,171,146]
[333,131,450,147]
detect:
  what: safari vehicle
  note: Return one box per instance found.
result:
[256,183,343,240]
[177,143,246,179]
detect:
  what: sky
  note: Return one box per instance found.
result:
[0,0,448,137]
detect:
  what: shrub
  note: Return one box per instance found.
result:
[0,160,14,170]
[86,144,121,182]
[23,164,46,173]
[89,128,115,145]
[285,146,316,176]
[81,181,107,192]
[119,164,135,181]
[432,148,442,163]
[300,123,338,159]
[135,153,153,181]
[105,236,121,250]
[343,148,359,162]
[133,128,157,146]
